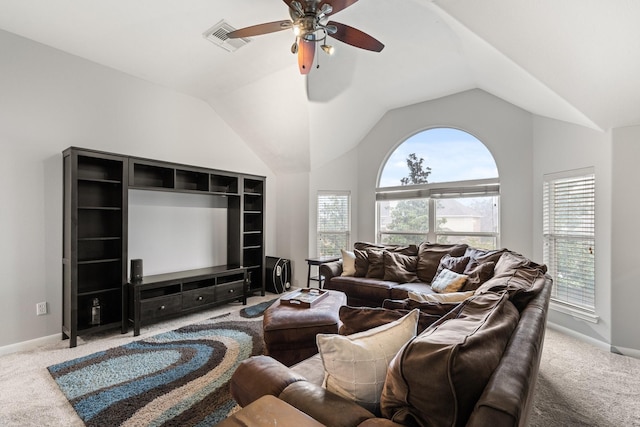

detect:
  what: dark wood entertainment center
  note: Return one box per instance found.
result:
[62,147,265,347]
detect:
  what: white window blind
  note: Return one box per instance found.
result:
[543,169,596,311]
[317,192,350,257]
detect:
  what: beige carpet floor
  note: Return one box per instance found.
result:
[1,298,639,426]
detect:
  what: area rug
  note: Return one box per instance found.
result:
[239,298,278,318]
[47,314,263,427]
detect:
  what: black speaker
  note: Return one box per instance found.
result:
[265,256,291,294]
[130,259,143,283]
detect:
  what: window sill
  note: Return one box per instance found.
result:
[550,300,599,324]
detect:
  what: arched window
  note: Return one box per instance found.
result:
[377,128,500,248]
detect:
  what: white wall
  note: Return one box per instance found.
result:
[352,89,535,257]
[531,116,613,346]
[274,172,310,288]
[0,29,275,351]
[611,125,640,357]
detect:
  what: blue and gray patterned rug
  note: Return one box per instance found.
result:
[47,314,263,426]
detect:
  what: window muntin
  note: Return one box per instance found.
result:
[543,169,596,311]
[377,192,499,248]
[317,191,351,257]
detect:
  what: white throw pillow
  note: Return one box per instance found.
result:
[408,290,475,303]
[316,309,419,414]
[341,249,356,276]
[430,268,469,293]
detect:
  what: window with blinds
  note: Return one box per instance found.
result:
[543,168,596,312]
[317,191,350,257]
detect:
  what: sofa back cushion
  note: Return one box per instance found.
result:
[474,252,548,310]
[383,251,419,283]
[416,243,468,283]
[380,292,520,427]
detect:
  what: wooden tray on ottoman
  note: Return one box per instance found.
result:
[280,289,329,308]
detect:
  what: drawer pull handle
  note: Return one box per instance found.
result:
[197,296,203,301]
[159,305,165,310]
[229,289,234,293]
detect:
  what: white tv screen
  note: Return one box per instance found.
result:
[128,189,228,276]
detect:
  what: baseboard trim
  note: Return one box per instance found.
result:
[546,321,611,352]
[0,333,61,357]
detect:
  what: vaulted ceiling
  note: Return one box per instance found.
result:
[1,0,639,173]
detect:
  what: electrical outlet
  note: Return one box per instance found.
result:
[36,302,47,316]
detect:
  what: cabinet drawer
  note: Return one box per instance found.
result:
[216,281,245,301]
[182,287,216,310]
[140,295,181,320]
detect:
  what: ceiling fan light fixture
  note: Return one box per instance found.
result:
[321,44,334,55]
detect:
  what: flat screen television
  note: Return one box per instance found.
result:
[128,189,228,277]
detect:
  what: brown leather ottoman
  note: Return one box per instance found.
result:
[263,290,347,366]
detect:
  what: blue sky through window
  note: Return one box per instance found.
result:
[379,128,499,187]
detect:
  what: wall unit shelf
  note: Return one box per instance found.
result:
[129,266,249,336]
[63,147,266,347]
[63,148,127,348]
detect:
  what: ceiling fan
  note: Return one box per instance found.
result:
[227,0,384,74]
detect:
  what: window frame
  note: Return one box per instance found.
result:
[376,178,500,247]
[316,190,351,257]
[543,167,598,322]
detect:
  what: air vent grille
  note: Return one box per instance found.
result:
[203,20,250,52]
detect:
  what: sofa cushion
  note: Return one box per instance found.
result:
[327,276,396,307]
[408,290,475,303]
[416,243,468,283]
[433,254,470,280]
[389,282,432,300]
[317,309,420,414]
[430,268,469,293]
[365,249,386,279]
[380,292,520,427]
[475,252,548,310]
[338,305,442,336]
[354,242,418,256]
[463,247,508,273]
[461,261,496,291]
[341,249,356,276]
[354,249,369,277]
[383,251,418,283]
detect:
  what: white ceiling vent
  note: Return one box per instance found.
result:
[203,20,250,52]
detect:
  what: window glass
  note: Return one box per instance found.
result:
[379,128,498,187]
[377,128,499,248]
[317,192,350,257]
[543,170,595,311]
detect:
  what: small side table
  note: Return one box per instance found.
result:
[305,256,340,288]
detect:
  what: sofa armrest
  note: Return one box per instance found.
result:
[319,260,343,282]
[230,355,307,407]
[281,381,376,427]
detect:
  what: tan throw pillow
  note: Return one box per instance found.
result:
[430,268,469,293]
[316,309,420,414]
[340,249,356,276]
[383,251,418,283]
[408,290,475,303]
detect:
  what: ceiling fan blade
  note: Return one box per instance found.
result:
[298,38,316,74]
[327,21,384,52]
[320,0,359,15]
[227,20,293,38]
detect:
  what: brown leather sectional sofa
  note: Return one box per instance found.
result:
[230,243,552,427]
[321,242,507,307]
